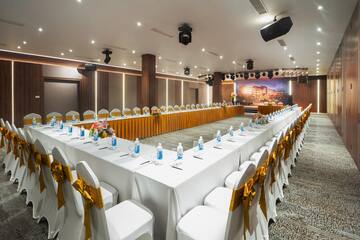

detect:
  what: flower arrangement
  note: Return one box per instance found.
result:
[89,121,114,138]
[252,113,269,125]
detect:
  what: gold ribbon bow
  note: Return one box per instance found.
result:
[229,177,256,239]
[35,153,51,192]
[254,165,268,219]
[51,161,73,209]
[0,127,7,148]
[73,176,104,240]
[5,131,15,154]
[268,151,277,188]
[17,138,28,167]
[27,144,37,176]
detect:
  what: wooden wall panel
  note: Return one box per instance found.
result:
[327,2,360,170]
[292,79,327,113]
[0,60,12,122]
[14,62,43,127]
[213,72,224,103]
[221,83,234,103]
[78,70,95,115]
[97,71,109,110]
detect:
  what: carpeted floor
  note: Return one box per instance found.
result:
[0,114,359,240]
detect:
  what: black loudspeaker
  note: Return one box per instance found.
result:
[260,16,293,42]
[84,63,97,71]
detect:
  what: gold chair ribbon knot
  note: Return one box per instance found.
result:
[51,160,73,209]
[35,153,51,193]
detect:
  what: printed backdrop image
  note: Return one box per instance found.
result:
[236,78,291,105]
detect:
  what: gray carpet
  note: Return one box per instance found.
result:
[0,114,359,240]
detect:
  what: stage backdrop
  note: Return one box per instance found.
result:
[236,78,291,105]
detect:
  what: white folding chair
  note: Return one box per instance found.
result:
[65,111,80,122]
[74,161,154,240]
[46,112,63,123]
[177,162,257,240]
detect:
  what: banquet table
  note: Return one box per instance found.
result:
[27,106,300,240]
[75,105,244,140]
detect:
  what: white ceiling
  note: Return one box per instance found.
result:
[0,0,357,77]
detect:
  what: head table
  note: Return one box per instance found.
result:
[27,106,300,240]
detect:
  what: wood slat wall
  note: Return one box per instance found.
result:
[327,2,360,170]
[0,60,12,122]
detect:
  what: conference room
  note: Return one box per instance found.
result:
[0,0,359,240]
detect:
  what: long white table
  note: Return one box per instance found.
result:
[27,106,300,240]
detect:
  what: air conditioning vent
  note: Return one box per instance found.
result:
[249,0,267,14]
[150,28,174,38]
[277,39,287,47]
[0,18,24,27]
[208,51,219,57]
[103,44,127,51]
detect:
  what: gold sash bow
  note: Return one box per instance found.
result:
[35,153,51,192]
[5,131,15,154]
[254,166,268,219]
[229,178,256,239]
[17,138,28,167]
[27,144,37,176]
[73,176,104,240]
[268,151,277,188]
[51,161,73,209]
[0,127,7,148]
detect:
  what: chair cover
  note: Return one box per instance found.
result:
[110,108,122,117]
[142,106,150,115]
[46,112,63,123]
[83,110,95,121]
[123,108,132,116]
[98,109,110,119]
[65,111,80,122]
[133,107,141,115]
[23,113,42,126]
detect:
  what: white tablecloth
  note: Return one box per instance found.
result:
[133,108,300,239]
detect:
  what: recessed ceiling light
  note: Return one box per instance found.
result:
[194,65,198,69]
[316,63,320,66]
[296,65,299,68]
[155,65,158,68]
[317,59,320,62]
[179,61,182,65]
[190,74,193,77]
[232,60,236,65]
[283,46,287,50]
[17,46,21,49]
[162,69,165,73]
[22,41,27,45]
[96,58,101,62]
[201,48,206,52]
[316,67,319,70]
[288,54,292,58]
[176,72,179,75]
[316,42,321,46]
[219,55,223,59]
[317,27,322,32]
[133,61,137,64]
[91,40,96,44]
[207,68,210,72]
[316,51,320,54]
[318,5,323,10]
[293,61,296,64]
[158,56,162,60]
[60,52,64,56]
[77,0,82,3]
[132,50,136,54]
[242,64,246,68]
[38,27,43,32]
[137,22,142,27]
[69,49,73,53]
[123,63,127,67]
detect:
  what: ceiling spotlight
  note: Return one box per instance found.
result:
[283,46,287,50]
[17,46,21,49]
[317,27,322,32]
[296,65,299,68]
[219,55,223,59]
[162,69,165,73]
[23,41,27,45]
[38,27,43,32]
[179,61,183,65]
[91,40,96,44]
[60,52,64,56]
[316,51,320,54]
[158,56,162,60]
[317,42,321,46]
[242,64,246,68]
[293,61,296,64]
[133,61,137,64]
[207,68,210,72]
[316,63,320,66]
[102,48,112,64]
[184,67,190,75]
[201,48,206,52]
[318,5,323,10]
[77,0,82,3]
[317,59,320,62]
[137,22,142,27]
[69,49,73,53]
[316,67,319,70]
[232,60,236,65]
[123,63,127,67]
[194,65,198,69]
[132,50,136,54]
[288,54,292,58]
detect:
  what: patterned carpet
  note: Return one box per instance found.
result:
[0,114,359,239]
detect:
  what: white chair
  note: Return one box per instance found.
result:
[3,121,18,182]
[167,105,174,112]
[195,104,201,109]
[23,113,42,126]
[160,106,167,113]
[65,111,80,122]
[142,106,150,115]
[0,118,7,162]
[133,107,141,115]
[174,105,180,111]
[190,104,196,109]
[74,161,154,240]
[180,105,186,111]
[46,112,63,123]
[13,128,29,192]
[177,162,257,240]
[83,110,95,120]
[185,104,191,110]
[123,108,132,117]
[110,108,122,118]
[98,109,110,119]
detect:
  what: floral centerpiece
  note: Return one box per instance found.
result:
[88,121,114,138]
[252,113,269,125]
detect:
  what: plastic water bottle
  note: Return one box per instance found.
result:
[32,117,37,127]
[216,130,222,145]
[59,120,64,130]
[72,114,76,123]
[93,129,99,143]
[177,143,184,160]
[198,136,204,151]
[111,134,117,149]
[134,138,141,155]
[80,126,85,139]
[229,126,234,137]
[68,125,73,136]
[50,116,56,128]
[156,143,163,160]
